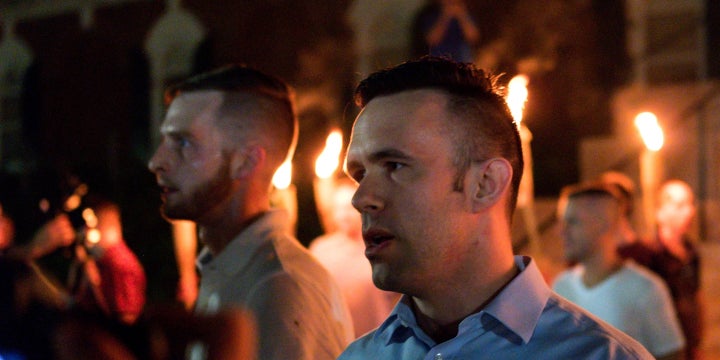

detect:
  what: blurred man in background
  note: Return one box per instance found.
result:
[553,181,685,360]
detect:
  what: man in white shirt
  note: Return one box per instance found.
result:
[553,181,685,360]
[148,64,353,359]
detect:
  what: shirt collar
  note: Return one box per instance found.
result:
[195,209,289,276]
[377,256,551,346]
[482,256,551,344]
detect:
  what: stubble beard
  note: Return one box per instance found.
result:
[161,160,233,222]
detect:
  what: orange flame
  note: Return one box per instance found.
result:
[506,75,529,126]
[315,130,343,179]
[634,112,664,151]
[272,159,293,189]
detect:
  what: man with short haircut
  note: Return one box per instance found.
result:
[553,181,685,360]
[338,56,653,359]
[148,65,353,360]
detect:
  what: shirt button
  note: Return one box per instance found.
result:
[186,340,208,360]
[207,293,220,313]
[434,353,443,360]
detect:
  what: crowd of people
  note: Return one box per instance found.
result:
[0,56,708,359]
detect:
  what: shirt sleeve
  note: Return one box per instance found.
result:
[246,272,346,360]
[639,277,686,357]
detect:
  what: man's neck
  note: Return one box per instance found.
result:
[198,210,267,255]
[411,261,519,343]
[657,229,689,261]
[412,304,462,344]
[582,256,624,288]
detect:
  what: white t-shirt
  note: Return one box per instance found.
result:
[552,261,685,357]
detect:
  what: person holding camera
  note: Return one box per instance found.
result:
[5,196,146,325]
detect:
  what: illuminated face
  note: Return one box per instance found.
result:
[656,182,695,235]
[345,89,470,295]
[148,91,235,223]
[560,196,616,264]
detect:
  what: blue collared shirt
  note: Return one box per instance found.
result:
[339,256,653,360]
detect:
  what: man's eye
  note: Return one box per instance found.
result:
[385,162,404,171]
[175,137,190,148]
[350,169,366,182]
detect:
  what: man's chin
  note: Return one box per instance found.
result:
[160,206,194,222]
[371,265,396,291]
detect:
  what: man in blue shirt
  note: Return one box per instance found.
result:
[340,56,653,359]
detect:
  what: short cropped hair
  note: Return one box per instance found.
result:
[558,181,625,219]
[354,56,523,217]
[599,171,635,216]
[165,64,298,174]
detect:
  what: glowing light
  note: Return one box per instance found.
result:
[82,208,98,228]
[634,112,664,152]
[39,198,50,213]
[315,130,343,179]
[62,184,88,212]
[86,228,101,244]
[76,184,89,196]
[64,195,81,212]
[272,159,293,190]
[506,75,529,126]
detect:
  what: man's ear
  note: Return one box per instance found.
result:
[231,146,265,179]
[466,158,512,213]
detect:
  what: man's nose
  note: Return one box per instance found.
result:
[351,178,384,214]
[148,144,167,174]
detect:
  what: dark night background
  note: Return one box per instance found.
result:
[0,0,718,305]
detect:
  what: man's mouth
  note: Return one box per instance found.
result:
[367,234,393,245]
[157,182,179,199]
[363,228,395,256]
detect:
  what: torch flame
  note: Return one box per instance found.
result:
[272,159,293,190]
[315,130,343,179]
[506,75,529,126]
[634,112,664,151]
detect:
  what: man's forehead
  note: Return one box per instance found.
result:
[351,90,449,134]
[568,195,617,214]
[361,88,448,114]
[163,91,225,129]
[662,184,692,199]
[171,90,224,109]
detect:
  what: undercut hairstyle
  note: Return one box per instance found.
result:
[599,171,635,216]
[354,56,523,218]
[558,181,625,220]
[165,64,298,176]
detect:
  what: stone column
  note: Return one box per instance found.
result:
[0,19,35,174]
[144,0,206,150]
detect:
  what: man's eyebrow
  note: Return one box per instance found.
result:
[367,148,412,162]
[161,127,192,139]
[344,148,411,174]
